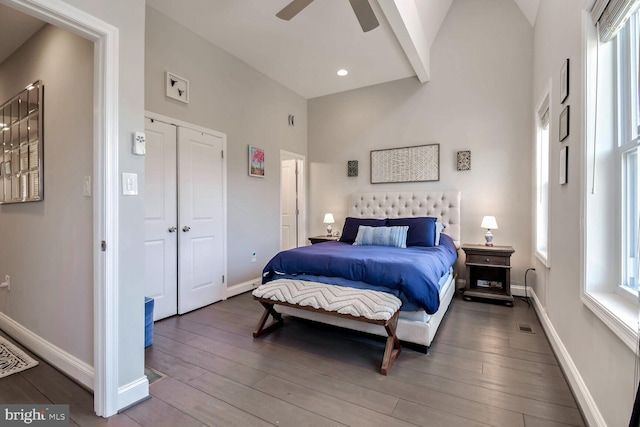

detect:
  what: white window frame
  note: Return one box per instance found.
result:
[535,86,551,268]
[581,9,639,353]
[616,10,639,299]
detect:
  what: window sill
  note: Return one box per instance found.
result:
[535,250,549,268]
[581,290,638,352]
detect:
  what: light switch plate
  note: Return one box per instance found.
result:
[165,72,189,104]
[122,173,138,196]
[83,176,92,197]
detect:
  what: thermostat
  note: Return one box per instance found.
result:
[133,132,146,156]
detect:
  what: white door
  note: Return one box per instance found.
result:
[281,159,298,250]
[144,118,178,320]
[178,127,225,314]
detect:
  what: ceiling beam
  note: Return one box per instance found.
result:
[377,0,430,82]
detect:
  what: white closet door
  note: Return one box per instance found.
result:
[281,159,298,251]
[144,118,178,320]
[178,127,225,314]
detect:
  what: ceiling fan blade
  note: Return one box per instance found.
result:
[348,0,379,32]
[276,0,315,20]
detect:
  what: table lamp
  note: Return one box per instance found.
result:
[481,216,498,246]
[323,213,335,236]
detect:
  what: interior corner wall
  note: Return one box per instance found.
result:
[532,1,637,425]
[308,0,534,284]
[144,6,308,287]
[0,25,94,364]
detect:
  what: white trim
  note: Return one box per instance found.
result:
[1,0,120,417]
[0,311,94,389]
[144,111,224,137]
[117,376,149,411]
[529,288,608,427]
[225,277,261,299]
[581,291,638,351]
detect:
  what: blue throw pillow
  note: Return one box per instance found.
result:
[353,226,409,248]
[339,217,387,244]
[387,217,437,247]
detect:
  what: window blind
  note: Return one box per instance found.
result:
[591,0,640,42]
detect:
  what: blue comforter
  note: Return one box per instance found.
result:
[262,234,458,314]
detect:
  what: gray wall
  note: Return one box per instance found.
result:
[308,0,534,284]
[144,6,308,287]
[532,1,637,425]
[0,25,94,363]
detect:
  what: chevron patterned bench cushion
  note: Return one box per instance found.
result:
[253,279,402,321]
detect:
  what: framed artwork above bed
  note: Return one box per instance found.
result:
[370,144,439,184]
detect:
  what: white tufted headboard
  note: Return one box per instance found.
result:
[348,191,461,248]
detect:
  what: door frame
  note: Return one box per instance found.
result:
[280,150,306,248]
[2,0,120,417]
[145,111,228,301]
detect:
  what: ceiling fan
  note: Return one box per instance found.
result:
[276,0,380,32]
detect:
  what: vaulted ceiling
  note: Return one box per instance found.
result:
[1,0,540,100]
[146,0,540,99]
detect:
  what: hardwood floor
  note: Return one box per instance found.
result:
[0,291,585,426]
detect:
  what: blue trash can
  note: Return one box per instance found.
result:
[144,297,154,348]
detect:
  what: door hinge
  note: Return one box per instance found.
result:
[221,150,224,159]
[222,275,225,284]
[101,240,106,252]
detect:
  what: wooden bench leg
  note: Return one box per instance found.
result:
[253,301,284,338]
[380,311,401,375]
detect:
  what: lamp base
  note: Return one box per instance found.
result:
[484,230,494,246]
[326,225,332,237]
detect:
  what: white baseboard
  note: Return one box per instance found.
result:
[527,288,606,427]
[225,277,261,299]
[0,311,94,390]
[117,376,149,412]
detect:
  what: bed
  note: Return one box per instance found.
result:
[263,191,461,351]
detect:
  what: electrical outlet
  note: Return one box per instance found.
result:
[0,275,10,291]
[251,252,257,263]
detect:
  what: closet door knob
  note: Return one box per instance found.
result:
[168,226,177,233]
[182,226,191,232]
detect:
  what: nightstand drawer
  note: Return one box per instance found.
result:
[466,254,509,266]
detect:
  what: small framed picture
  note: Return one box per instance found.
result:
[559,146,568,185]
[347,160,358,177]
[456,150,471,171]
[249,145,265,178]
[559,105,570,142]
[560,58,569,104]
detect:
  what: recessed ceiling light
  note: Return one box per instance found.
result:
[337,69,349,77]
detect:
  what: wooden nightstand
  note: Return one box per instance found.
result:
[461,244,515,306]
[308,235,340,244]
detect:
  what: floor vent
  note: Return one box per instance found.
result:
[518,323,534,333]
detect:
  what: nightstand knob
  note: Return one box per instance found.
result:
[485,258,490,262]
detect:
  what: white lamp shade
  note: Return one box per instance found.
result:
[323,213,335,224]
[481,216,498,229]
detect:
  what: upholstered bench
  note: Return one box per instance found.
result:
[252,279,402,375]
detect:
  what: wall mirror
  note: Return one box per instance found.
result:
[0,81,43,204]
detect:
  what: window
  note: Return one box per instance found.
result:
[582,1,639,352]
[616,10,639,294]
[535,92,550,266]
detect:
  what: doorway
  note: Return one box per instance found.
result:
[144,114,227,321]
[280,151,305,250]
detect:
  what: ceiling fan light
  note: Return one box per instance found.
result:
[337,69,349,76]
